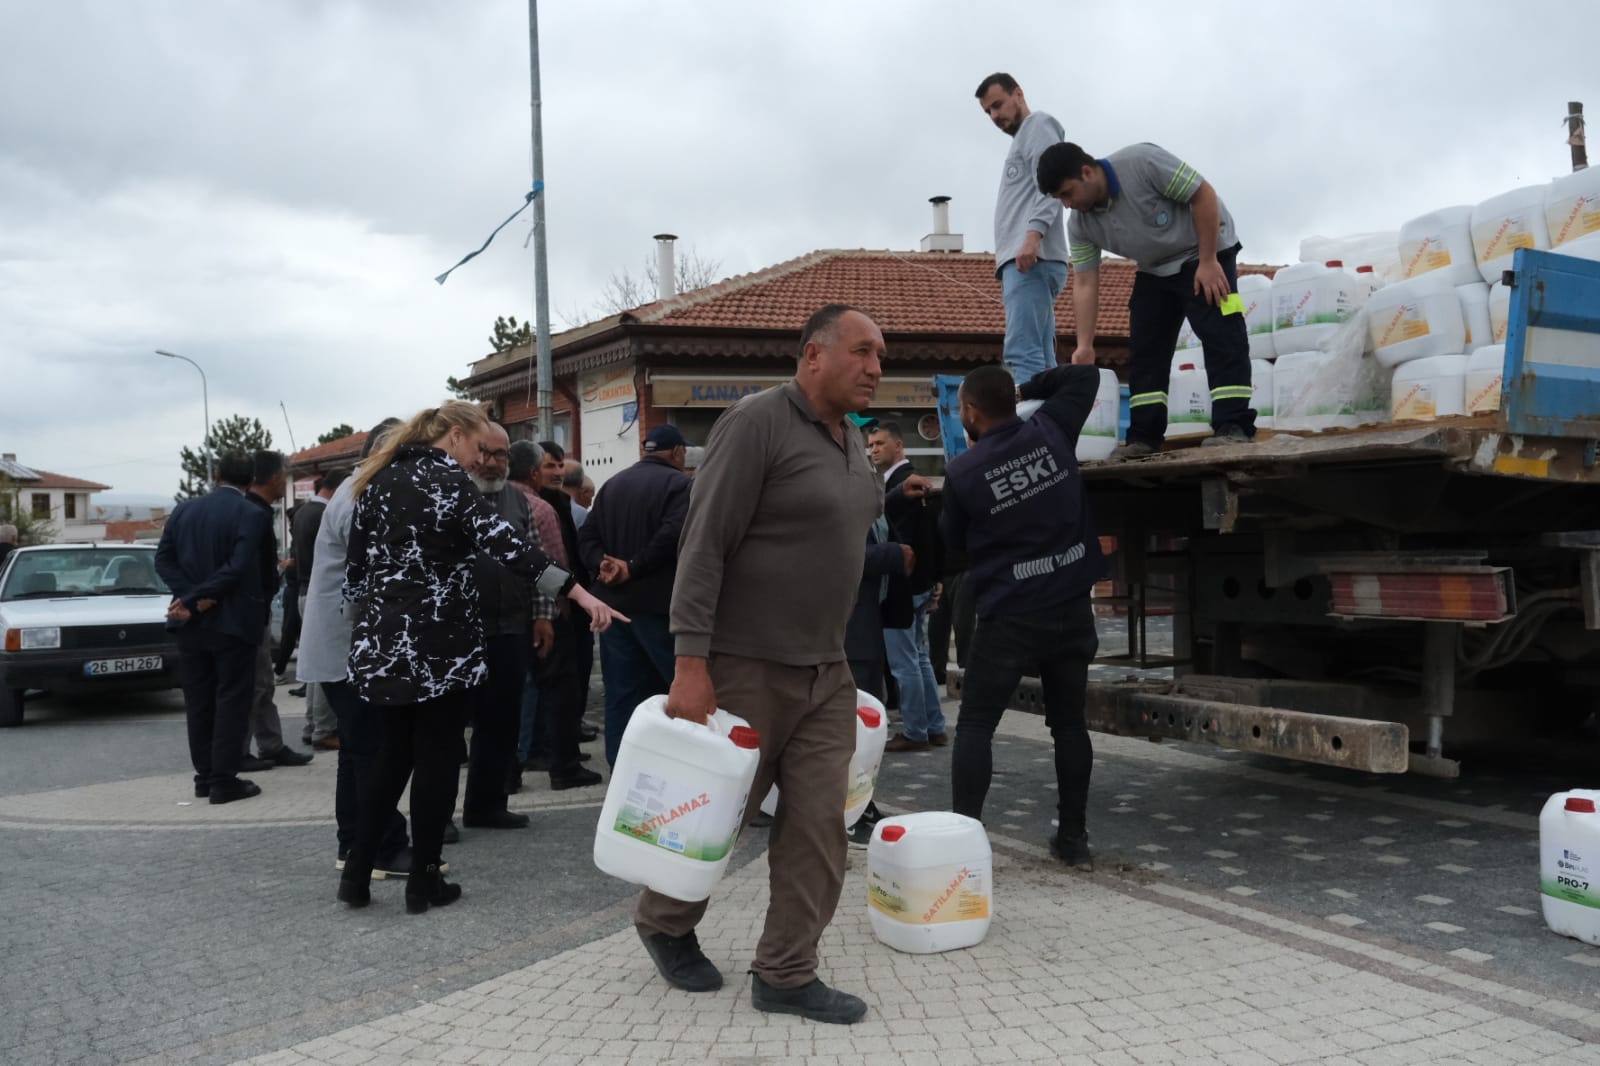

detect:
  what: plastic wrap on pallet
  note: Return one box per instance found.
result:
[1275,310,1393,431]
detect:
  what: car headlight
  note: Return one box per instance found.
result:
[4,624,60,646]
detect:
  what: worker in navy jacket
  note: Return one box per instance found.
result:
[940,364,1105,869]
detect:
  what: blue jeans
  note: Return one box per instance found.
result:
[1000,258,1069,386]
[883,591,946,742]
[517,666,541,763]
[599,612,676,766]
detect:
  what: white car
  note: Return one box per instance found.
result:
[0,543,180,727]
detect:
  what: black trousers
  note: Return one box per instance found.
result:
[323,679,408,860]
[572,606,595,721]
[465,634,529,817]
[176,627,255,788]
[538,614,583,776]
[272,588,300,675]
[951,597,1099,837]
[1126,245,1256,448]
[354,689,474,870]
[928,571,978,678]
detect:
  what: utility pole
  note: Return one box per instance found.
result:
[1569,101,1588,173]
[529,0,553,442]
[278,400,299,453]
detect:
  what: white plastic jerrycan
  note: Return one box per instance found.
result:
[867,812,993,954]
[594,696,761,902]
[1539,789,1600,947]
[759,690,889,827]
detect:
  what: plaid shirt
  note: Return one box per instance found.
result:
[516,482,564,620]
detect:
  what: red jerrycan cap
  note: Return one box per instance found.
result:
[1566,797,1597,813]
[728,726,761,750]
[879,824,906,842]
[857,706,882,729]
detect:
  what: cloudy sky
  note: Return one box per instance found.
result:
[1,0,1588,497]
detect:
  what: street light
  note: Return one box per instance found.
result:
[155,349,211,487]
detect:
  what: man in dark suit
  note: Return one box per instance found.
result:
[868,422,948,752]
[155,451,274,804]
[242,451,313,771]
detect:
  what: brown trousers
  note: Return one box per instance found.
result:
[635,655,855,989]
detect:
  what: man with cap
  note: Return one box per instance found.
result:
[577,425,694,765]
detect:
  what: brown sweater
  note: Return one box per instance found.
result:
[671,379,883,665]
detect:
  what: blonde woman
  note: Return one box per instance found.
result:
[337,402,626,913]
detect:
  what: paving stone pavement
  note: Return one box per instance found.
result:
[7,679,1600,1064]
[225,841,1600,1066]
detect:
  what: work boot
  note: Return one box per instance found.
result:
[1050,831,1093,871]
[337,849,373,907]
[405,863,461,915]
[639,929,723,992]
[751,974,867,1025]
[1107,441,1158,462]
[1201,423,1251,448]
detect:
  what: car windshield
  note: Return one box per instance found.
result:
[0,548,170,601]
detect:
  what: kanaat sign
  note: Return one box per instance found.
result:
[651,377,937,408]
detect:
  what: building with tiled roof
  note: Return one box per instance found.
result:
[286,431,367,484]
[1,452,112,542]
[458,235,1277,485]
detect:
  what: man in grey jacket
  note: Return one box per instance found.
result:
[977,72,1069,386]
[463,422,556,829]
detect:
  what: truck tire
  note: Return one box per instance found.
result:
[0,688,23,728]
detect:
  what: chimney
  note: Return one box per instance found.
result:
[654,233,678,299]
[920,196,964,253]
[1,453,14,461]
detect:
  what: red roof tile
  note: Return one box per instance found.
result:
[21,468,111,491]
[289,433,367,466]
[618,249,1279,339]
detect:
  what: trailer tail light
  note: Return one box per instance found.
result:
[1327,569,1515,623]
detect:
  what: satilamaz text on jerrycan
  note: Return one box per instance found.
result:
[867,812,993,954]
[760,689,889,826]
[593,696,760,902]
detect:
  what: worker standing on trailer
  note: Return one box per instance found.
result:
[1036,141,1257,460]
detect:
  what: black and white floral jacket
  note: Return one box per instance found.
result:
[345,445,571,705]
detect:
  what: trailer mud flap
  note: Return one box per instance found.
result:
[947,671,1410,773]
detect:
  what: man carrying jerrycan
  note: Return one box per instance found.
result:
[632,304,885,1025]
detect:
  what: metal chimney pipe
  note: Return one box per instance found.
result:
[654,233,678,299]
[930,196,951,235]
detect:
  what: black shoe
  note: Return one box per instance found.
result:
[579,725,600,743]
[288,684,307,697]
[442,819,460,844]
[239,756,275,773]
[846,801,882,850]
[751,974,867,1024]
[521,754,552,772]
[373,847,414,880]
[268,746,314,767]
[194,782,209,798]
[338,850,373,907]
[550,766,603,790]
[639,929,723,992]
[463,810,530,829]
[405,864,461,914]
[208,778,261,805]
[578,751,592,763]
[1050,831,1093,870]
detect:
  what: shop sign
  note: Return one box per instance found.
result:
[580,365,637,411]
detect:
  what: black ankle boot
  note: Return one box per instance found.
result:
[405,863,461,914]
[337,850,373,907]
